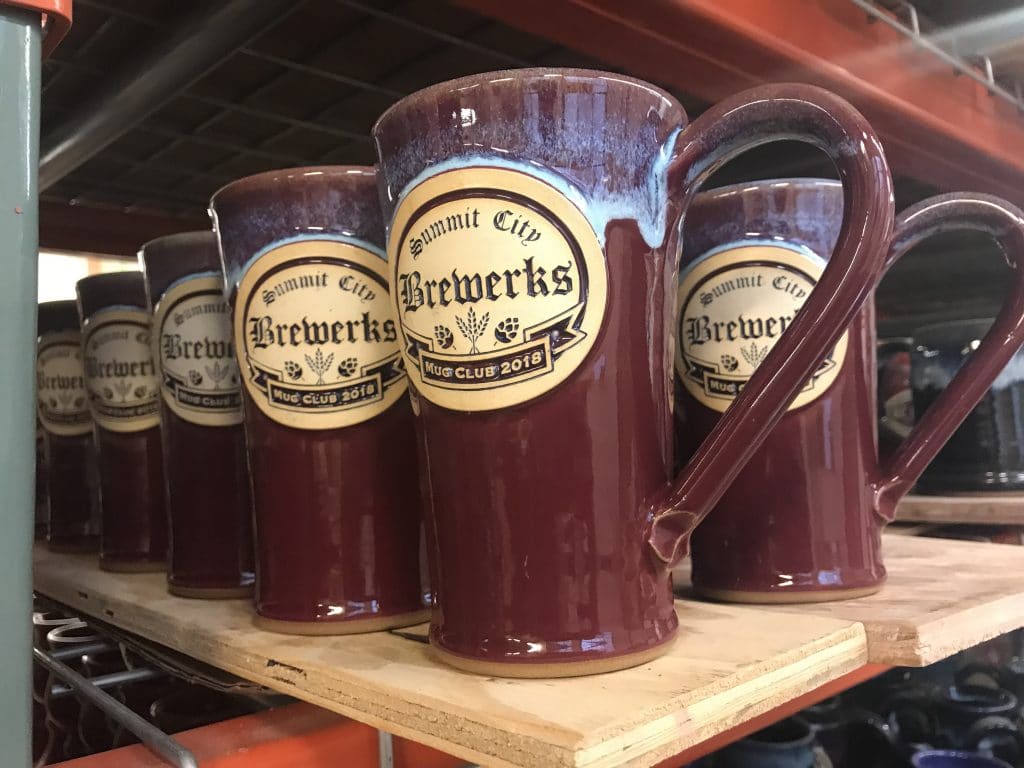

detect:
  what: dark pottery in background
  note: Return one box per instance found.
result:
[911,750,1012,768]
[913,318,1024,493]
[77,272,167,572]
[878,336,915,457]
[799,697,898,768]
[211,166,427,634]
[140,232,255,598]
[37,300,99,553]
[716,718,827,768]
[375,69,895,675]
[681,186,1024,602]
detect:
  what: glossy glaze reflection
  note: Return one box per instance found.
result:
[684,184,1024,601]
[375,69,895,673]
[682,181,886,598]
[210,167,426,631]
[140,232,255,596]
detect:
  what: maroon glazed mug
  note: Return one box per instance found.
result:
[37,300,99,553]
[139,232,255,598]
[679,183,1024,602]
[210,166,428,634]
[373,69,895,676]
[77,272,168,572]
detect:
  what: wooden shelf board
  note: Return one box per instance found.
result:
[676,535,1024,668]
[897,494,1024,526]
[33,546,866,768]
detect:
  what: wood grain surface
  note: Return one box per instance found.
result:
[897,494,1024,525]
[34,547,866,768]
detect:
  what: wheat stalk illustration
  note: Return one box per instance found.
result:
[113,380,132,403]
[455,308,490,354]
[740,341,769,368]
[304,347,335,385]
[204,360,233,390]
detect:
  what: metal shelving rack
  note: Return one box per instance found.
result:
[18,1,1024,766]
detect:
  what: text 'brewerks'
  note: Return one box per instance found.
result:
[37,330,92,437]
[234,239,407,430]
[676,244,848,412]
[81,310,161,432]
[154,275,243,427]
[388,166,608,412]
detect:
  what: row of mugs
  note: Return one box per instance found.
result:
[35,68,1024,677]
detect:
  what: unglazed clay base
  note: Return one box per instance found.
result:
[254,608,432,636]
[99,559,166,574]
[168,583,253,599]
[431,635,677,678]
[696,583,883,604]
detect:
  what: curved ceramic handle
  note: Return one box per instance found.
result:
[647,83,894,568]
[872,193,1024,522]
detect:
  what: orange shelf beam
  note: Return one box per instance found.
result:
[53,702,466,768]
[459,0,1024,206]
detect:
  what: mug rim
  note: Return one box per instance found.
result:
[138,229,216,256]
[209,165,376,209]
[694,177,840,202]
[371,67,683,137]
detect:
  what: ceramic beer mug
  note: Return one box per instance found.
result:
[37,300,99,552]
[679,183,1024,602]
[77,272,168,572]
[139,232,255,597]
[210,166,428,634]
[373,69,895,676]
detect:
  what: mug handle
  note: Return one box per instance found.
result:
[871,194,1024,523]
[648,83,895,567]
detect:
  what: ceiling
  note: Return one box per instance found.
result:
[37,0,1024,334]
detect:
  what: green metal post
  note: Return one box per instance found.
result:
[0,5,40,766]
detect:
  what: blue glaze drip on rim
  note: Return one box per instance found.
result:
[225,233,387,296]
[391,131,682,252]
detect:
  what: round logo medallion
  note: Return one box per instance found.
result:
[234,239,408,430]
[388,166,608,412]
[37,330,92,436]
[676,244,848,413]
[153,274,242,427]
[81,309,161,432]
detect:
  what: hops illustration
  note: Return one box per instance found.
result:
[133,385,148,400]
[73,396,85,408]
[434,325,454,350]
[455,308,489,354]
[188,369,203,386]
[740,341,770,368]
[720,354,739,372]
[494,317,520,344]
[102,387,114,400]
[284,361,303,381]
[304,348,335,385]
[337,357,359,378]
[48,397,58,409]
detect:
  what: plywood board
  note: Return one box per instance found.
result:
[33,548,866,768]
[676,535,1024,668]
[897,494,1024,525]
